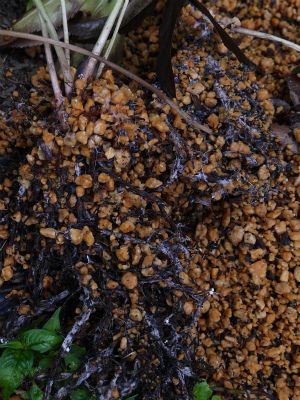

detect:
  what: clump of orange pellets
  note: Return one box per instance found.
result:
[0,1,299,399]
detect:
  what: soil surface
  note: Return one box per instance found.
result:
[0,1,299,400]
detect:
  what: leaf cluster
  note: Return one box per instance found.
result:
[0,308,87,400]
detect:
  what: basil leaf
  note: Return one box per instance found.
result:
[0,367,23,400]
[0,348,34,376]
[0,340,23,350]
[43,307,61,333]
[20,329,62,353]
[63,344,86,372]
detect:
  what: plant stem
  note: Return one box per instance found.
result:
[33,0,73,96]
[60,0,70,67]
[81,0,124,80]
[96,0,129,78]
[0,29,212,135]
[232,27,300,52]
[38,14,64,111]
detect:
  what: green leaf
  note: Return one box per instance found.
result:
[212,396,222,400]
[26,0,34,11]
[29,383,43,400]
[20,329,62,353]
[0,349,34,376]
[63,344,86,372]
[43,307,61,333]
[0,340,24,350]
[193,381,213,400]
[125,396,138,400]
[70,387,95,400]
[0,367,23,400]
[38,354,56,370]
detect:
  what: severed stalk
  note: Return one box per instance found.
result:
[96,0,129,77]
[60,0,70,67]
[80,0,124,80]
[38,13,66,125]
[0,29,212,135]
[232,27,300,53]
[33,0,73,96]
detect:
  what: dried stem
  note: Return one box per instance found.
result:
[38,14,64,113]
[33,0,73,96]
[60,0,70,67]
[81,0,124,80]
[97,0,129,78]
[232,27,300,53]
[0,29,212,135]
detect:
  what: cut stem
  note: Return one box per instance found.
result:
[81,0,124,80]
[60,0,70,67]
[0,29,212,135]
[38,14,63,109]
[33,0,73,96]
[232,27,300,53]
[96,0,129,78]
[97,0,129,78]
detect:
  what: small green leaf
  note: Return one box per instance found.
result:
[212,396,222,400]
[43,307,61,333]
[63,344,86,372]
[0,367,23,400]
[193,381,213,400]
[20,329,62,353]
[125,395,138,400]
[70,387,95,400]
[38,354,56,370]
[29,383,43,400]
[0,349,34,376]
[0,340,24,350]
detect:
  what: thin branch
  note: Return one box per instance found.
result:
[0,29,212,135]
[82,0,124,80]
[97,0,129,78]
[33,0,73,96]
[60,0,70,67]
[232,27,300,53]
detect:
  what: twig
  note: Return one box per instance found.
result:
[60,0,70,67]
[33,0,73,96]
[232,27,300,53]
[0,30,212,135]
[38,13,66,124]
[82,0,124,80]
[97,0,129,78]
